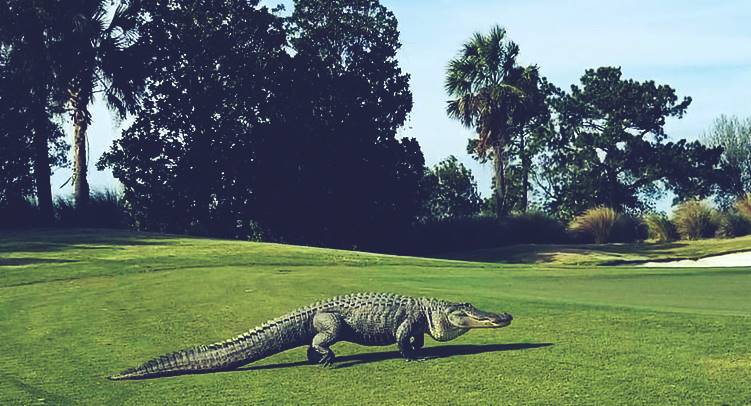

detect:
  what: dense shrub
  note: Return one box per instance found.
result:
[55,190,129,228]
[715,212,751,238]
[611,214,647,243]
[406,212,568,255]
[406,215,506,255]
[643,213,678,242]
[506,211,568,244]
[0,198,40,228]
[672,200,719,240]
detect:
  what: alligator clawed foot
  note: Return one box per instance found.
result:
[318,353,335,367]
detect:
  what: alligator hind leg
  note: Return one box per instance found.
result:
[397,318,425,361]
[307,312,343,367]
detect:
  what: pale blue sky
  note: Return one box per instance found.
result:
[54,0,751,210]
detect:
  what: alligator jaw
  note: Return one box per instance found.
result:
[447,307,513,329]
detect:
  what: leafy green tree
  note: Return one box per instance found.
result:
[0,51,36,216]
[702,115,751,205]
[100,0,288,235]
[54,0,147,209]
[504,72,551,213]
[420,156,482,221]
[538,67,727,218]
[102,0,423,250]
[0,1,68,223]
[263,0,423,249]
[446,26,548,215]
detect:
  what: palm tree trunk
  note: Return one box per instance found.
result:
[72,99,91,210]
[493,145,507,217]
[520,136,529,213]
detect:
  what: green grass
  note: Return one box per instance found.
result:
[1,229,750,405]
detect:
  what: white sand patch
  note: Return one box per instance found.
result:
[641,251,751,267]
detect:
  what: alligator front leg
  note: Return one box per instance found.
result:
[307,312,343,367]
[410,333,424,352]
[396,318,424,361]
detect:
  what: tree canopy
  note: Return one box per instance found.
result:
[537,67,727,218]
[703,115,751,205]
[100,0,288,235]
[1,3,747,249]
[262,0,423,249]
[0,1,68,222]
[419,156,482,221]
[100,0,424,250]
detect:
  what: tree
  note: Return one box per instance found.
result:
[0,51,35,217]
[102,0,423,249]
[446,26,548,216]
[54,0,147,209]
[0,1,68,223]
[538,67,727,218]
[260,0,423,249]
[100,0,288,235]
[702,115,751,206]
[419,156,482,221]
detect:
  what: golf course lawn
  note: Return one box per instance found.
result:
[1,229,750,405]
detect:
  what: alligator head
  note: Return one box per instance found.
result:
[426,301,513,341]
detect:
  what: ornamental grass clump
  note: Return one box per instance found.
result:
[736,194,751,220]
[568,207,619,244]
[643,213,678,242]
[672,200,719,240]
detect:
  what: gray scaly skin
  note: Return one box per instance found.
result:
[109,292,513,380]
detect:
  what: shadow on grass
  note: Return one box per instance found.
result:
[0,229,177,254]
[243,342,553,371]
[0,257,78,266]
[111,343,553,380]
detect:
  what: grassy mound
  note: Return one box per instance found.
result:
[1,229,750,404]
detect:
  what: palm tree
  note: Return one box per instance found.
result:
[445,26,537,215]
[54,0,146,209]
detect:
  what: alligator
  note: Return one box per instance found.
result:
[109,292,513,380]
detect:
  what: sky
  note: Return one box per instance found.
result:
[53,0,751,211]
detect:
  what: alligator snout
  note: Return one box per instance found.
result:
[499,313,513,323]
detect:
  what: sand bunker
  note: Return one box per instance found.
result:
[641,251,751,267]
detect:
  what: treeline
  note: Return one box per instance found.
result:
[1,1,750,254]
[444,26,747,219]
[1,0,425,251]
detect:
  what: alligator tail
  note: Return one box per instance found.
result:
[109,312,311,380]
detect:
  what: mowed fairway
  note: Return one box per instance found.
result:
[1,230,750,405]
